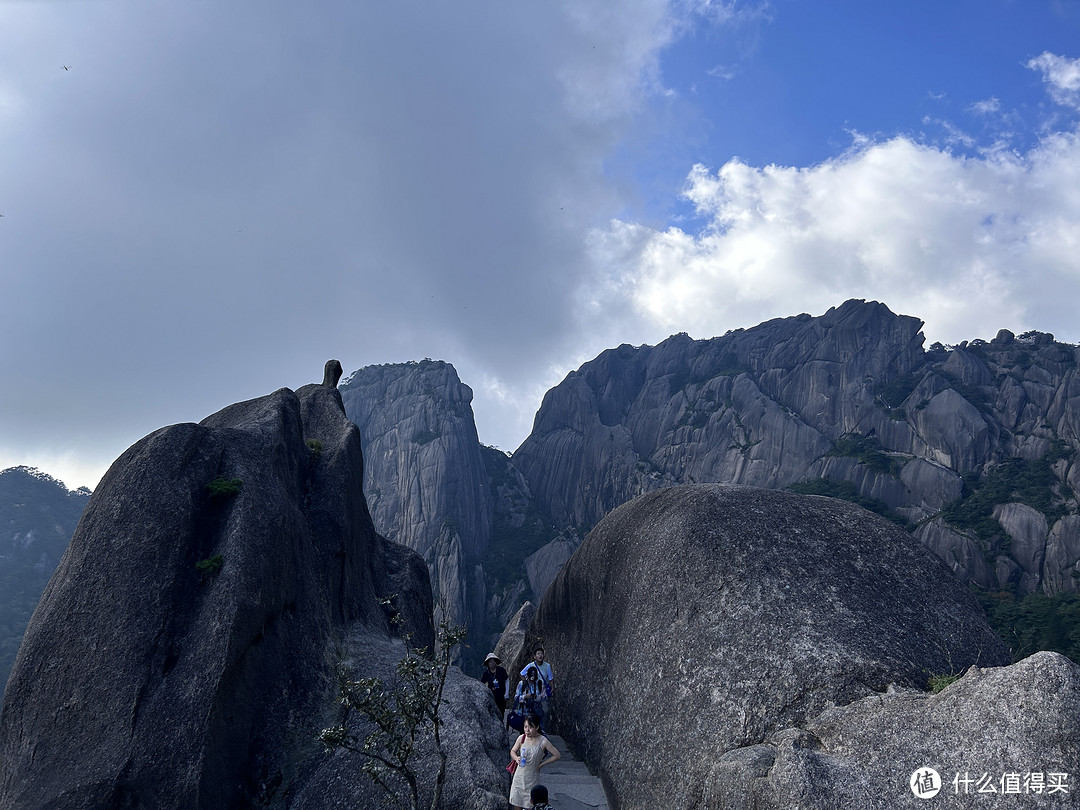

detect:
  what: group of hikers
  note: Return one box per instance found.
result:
[481,646,560,810]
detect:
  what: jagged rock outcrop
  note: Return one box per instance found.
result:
[493,600,536,674]
[513,300,922,532]
[0,371,505,809]
[524,535,580,601]
[340,361,493,652]
[527,484,1013,810]
[708,651,1080,809]
[512,300,1080,596]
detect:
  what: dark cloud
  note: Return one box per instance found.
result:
[0,0,679,486]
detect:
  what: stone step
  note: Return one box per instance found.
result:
[507,732,611,809]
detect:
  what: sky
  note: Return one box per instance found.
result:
[2,0,1080,491]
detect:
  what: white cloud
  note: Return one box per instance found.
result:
[1028,52,1080,109]
[707,64,739,81]
[968,97,1001,116]
[588,125,1080,346]
[0,448,105,492]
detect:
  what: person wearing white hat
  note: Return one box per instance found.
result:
[481,652,510,725]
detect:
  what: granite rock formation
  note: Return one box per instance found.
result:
[339,361,493,649]
[493,600,536,673]
[340,362,558,662]
[0,370,505,809]
[706,650,1079,809]
[527,484,1015,809]
[513,300,1080,596]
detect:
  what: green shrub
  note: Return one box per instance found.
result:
[306,439,323,461]
[206,477,242,499]
[874,372,922,411]
[319,599,466,810]
[827,434,902,476]
[974,588,1080,663]
[788,478,909,528]
[941,455,1071,548]
[927,673,960,693]
[195,554,223,575]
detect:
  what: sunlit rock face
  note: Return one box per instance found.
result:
[513,300,1080,594]
[528,484,1011,810]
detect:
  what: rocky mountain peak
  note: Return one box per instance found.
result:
[0,367,506,809]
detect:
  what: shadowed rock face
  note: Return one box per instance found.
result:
[0,379,500,809]
[339,361,493,649]
[529,484,1012,810]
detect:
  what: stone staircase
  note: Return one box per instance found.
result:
[509,732,611,809]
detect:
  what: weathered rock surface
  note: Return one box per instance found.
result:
[524,535,580,601]
[528,484,1012,810]
[0,373,505,809]
[708,651,1080,809]
[514,300,921,532]
[340,361,493,650]
[283,630,508,810]
[493,600,536,674]
[512,300,1080,595]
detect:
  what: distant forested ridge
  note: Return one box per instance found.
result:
[0,467,89,696]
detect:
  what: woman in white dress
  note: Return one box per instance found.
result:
[508,713,561,809]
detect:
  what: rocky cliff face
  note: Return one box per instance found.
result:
[340,362,560,661]
[525,484,1075,809]
[339,361,494,652]
[513,300,1080,597]
[0,371,505,810]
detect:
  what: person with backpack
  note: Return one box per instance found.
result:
[510,666,545,730]
[520,645,554,699]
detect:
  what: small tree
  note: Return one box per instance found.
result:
[319,598,467,810]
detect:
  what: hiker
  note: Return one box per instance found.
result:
[512,665,545,727]
[520,645,554,699]
[480,652,509,723]
[509,714,560,810]
[530,784,554,809]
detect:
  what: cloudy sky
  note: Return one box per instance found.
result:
[2,0,1080,490]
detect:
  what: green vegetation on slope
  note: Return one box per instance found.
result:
[975,588,1080,664]
[827,433,903,477]
[0,468,90,697]
[941,449,1073,554]
[788,478,909,528]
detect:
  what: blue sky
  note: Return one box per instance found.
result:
[2,0,1080,490]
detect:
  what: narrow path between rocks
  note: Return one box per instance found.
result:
[508,731,611,809]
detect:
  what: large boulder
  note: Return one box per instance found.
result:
[0,372,504,809]
[529,484,1013,809]
[707,650,1080,809]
